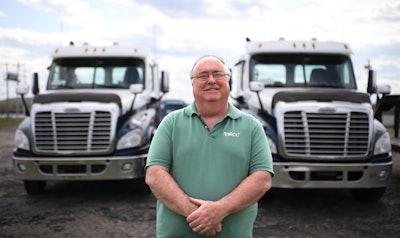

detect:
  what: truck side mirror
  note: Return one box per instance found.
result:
[377,84,391,95]
[249,81,266,114]
[16,83,30,116]
[16,84,29,95]
[367,69,391,95]
[32,72,40,95]
[161,71,169,93]
[367,69,377,94]
[249,81,264,92]
[129,84,144,94]
[129,84,144,115]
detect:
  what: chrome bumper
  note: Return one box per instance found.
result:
[272,161,392,189]
[13,155,147,181]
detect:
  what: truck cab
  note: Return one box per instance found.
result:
[13,44,169,194]
[231,39,392,201]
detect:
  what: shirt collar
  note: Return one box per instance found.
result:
[184,101,241,120]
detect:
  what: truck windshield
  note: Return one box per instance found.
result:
[250,54,357,89]
[47,58,145,90]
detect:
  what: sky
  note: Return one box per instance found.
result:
[0,0,399,103]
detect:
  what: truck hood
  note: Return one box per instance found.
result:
[253,88,370,113]
[33,89,147,114]
[271,88,370,108]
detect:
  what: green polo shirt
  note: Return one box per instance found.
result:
[146,102,273,238]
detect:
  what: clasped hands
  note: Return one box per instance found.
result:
[186,197,224,236]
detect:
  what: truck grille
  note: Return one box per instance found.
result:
[34,111,112,153]
[283,111,370,157]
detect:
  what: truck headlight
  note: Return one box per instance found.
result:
[374,132,391,155]
[117,128,143,150]
[14,129,29,151]
[266,135,277,154]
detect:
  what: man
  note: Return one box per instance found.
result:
[145,55,274,237]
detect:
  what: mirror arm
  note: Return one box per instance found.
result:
[20,94,30,116]
[129,93,138,116]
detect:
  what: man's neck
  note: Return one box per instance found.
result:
[195,101,229,129]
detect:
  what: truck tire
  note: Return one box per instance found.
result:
[350,188,386,202]
[24,180,46,195]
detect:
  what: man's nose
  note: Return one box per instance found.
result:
[207,74,217,83]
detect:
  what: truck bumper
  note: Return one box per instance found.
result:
[13,155,147,181]
[272,161,392,189]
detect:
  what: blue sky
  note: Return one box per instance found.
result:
[1,0,399,102]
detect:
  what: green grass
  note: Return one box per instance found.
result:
[0,118,24,128]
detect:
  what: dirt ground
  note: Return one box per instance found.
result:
[1,126,400,238]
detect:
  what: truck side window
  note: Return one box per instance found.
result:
[50,66,65,87]
[148,64,156,91]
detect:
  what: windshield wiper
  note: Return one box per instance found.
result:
[93,84,127,89]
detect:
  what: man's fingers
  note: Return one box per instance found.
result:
[189,197,204,206]
[192,223,223,236]
[216,223,222,232]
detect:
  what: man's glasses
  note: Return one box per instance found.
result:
[191,71,230,81]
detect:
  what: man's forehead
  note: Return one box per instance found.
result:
[193,57,224,71]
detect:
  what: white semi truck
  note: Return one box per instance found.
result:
[13,43,169,194]
[231,38,392,201]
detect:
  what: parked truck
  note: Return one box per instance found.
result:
[13,43,169,194]
[230,38,392,201]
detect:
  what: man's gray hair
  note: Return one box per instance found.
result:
[190,55,230,78]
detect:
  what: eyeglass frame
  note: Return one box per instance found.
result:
[190,71,230,81]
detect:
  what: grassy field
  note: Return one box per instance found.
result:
[0,98,28,129]
[0,118,24,128]
[0,99,32,114]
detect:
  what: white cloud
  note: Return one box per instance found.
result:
[99,0,133,7]
[0,28,61,45]
[20,0,104,27]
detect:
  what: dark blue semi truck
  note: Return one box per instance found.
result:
[230,39,392,201]
[13,44,169,194]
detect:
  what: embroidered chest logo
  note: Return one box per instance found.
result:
[223,131,240,137]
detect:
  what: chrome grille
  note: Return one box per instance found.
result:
[34,111,112,153]
[283,111,369,157]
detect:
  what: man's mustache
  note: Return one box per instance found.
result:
[204,86,220,91]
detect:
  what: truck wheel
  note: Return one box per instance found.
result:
[350,188,386,202]
[24,180,46,195]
